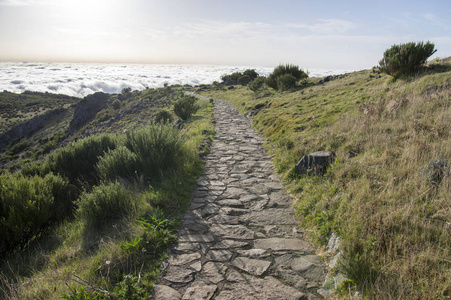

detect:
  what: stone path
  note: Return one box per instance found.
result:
[154,99,326,299]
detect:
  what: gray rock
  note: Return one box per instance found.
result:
[182,282,217,300]
[231,257,271,276]
[236,248,270,258]
[179,233,215,243]
[206,249,233,262]
[168,253,201,266]
[210,239,249,249]
[202,262,228,284]
[254,238,313,252]
[241,208,296,225]
[216,270,305,300]
[153,284,182,300]
[209,224,255,240]
[295,150,336,175]
[274,254,325,283]
[163,266,195,284]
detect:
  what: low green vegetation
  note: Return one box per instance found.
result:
[0,91,78,134]
[0,90,214,299]
[201,56,451,299]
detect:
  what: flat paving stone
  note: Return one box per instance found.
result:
[182,282,217,300]
[153,284,182,300]
[241,208,297,225]
[254,238,314,252]
[206,249,233,262]
[210,224,256,240]
[231,257,272,276]
[168,253,202,266]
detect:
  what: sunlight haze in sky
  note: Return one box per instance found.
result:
[0,0,450,70]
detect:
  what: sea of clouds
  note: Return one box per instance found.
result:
[0,62,350,98]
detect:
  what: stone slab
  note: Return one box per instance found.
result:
[231,257,272,276]
[182,282,217,300]
[254,238,314,252]
[153,284,182,300]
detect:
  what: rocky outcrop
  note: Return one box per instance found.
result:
[0,108,67,150]
[67,92,109,136]
[295,150,336,175]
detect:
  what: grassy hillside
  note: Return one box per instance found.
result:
[200,58,451,299]
[0,88,214,299]
[0,86,193,171]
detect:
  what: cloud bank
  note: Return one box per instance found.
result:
[0,62,351,98]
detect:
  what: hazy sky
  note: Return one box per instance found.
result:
[0,0,450,70]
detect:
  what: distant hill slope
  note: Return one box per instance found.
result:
[0,86,181,171]
[199,57,451,299]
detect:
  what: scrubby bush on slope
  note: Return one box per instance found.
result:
[76,182,133,228]
[379,41,437,77]
[174,95,199,121]
[0,172,74,256]
[266,64,308,91]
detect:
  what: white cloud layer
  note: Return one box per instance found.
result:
[0,62,350,98]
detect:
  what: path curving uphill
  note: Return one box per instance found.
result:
[154,99,327,299]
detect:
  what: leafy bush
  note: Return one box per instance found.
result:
[266,64,308,91]
[276,74,298,91]
[243,69,259,80]
[154,109,174,124]
[220,72,242,82]
[124,123,183,180]
[96,146,139,182]
[76,182,133,228]
[174,95,198,121]
[379,41,437,76]
[45,134,119,187]
[237,75,252,86]
[0,172,74,256]
[248,76,266,92]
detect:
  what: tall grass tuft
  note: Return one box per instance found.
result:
[124,122,183,180]
[76,182,133,229]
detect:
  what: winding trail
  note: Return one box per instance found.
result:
[154,99,326,299]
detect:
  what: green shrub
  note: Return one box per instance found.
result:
[45,134,119,187]
[243,69,259,80]
[248,76,265,92]
[266,64,308,91]
[76,182,133,228]
[124,123,183,180]
[0,172,73,256]
[379,41,437,77]
[174,95,198,121]
[96,146,139,182]
[237,75,252,86]
[220,72,242,82]
[112,99,121,110]
[154,109,174,124]
[276,74,297,91]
